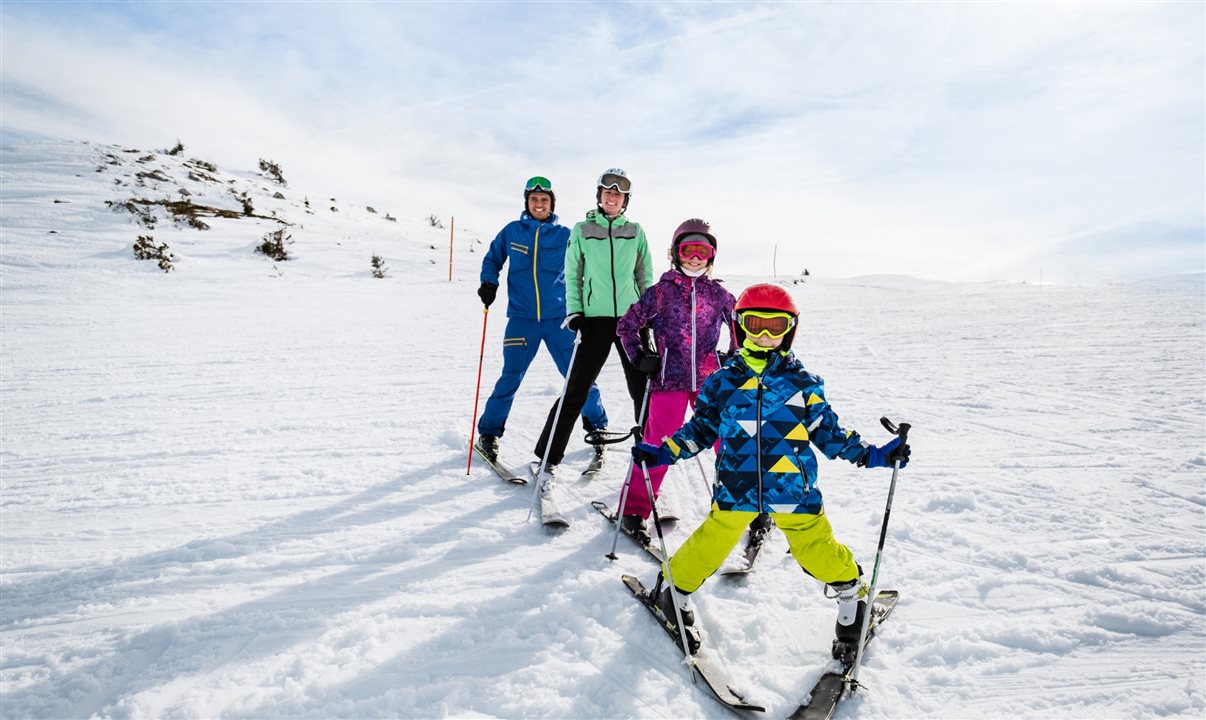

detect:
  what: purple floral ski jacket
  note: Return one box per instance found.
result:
[618,269,737,393]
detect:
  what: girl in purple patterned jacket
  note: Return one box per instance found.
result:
[616,219,737,539]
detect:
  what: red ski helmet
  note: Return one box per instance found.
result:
[734,283,800,350]
[670,218,717,271]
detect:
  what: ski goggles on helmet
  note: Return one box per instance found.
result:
[598,171,631,193]
[676,241,715,262]
[525,176,553,193]
[738,310,796,338]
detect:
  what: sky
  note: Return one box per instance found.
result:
[2,0,1203,283]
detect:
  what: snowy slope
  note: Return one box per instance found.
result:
[1,140,1203,719]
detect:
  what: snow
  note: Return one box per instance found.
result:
[2,140,1204,719]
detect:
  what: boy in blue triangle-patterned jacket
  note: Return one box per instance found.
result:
[631,282,911,662]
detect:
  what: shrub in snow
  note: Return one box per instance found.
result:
[256,228,292,262]
[258,158,286,186]
[371,255,388,278]
[366,206,377,214]
[427,214,444,228]
[132,235,174,272]
[165,140,185,156]
[106,199,156,228]
[236,191,254,216]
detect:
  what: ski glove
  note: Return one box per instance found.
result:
[632,441,676,468]
[860,436,910,469]
[477,281,498,307]
[634,350,661,376]
[561,313,584,332]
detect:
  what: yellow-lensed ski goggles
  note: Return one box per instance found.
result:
[738,310,796,338]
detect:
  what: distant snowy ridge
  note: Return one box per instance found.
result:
[1,139,484,284]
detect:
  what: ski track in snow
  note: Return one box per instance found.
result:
[1,141,1204,719]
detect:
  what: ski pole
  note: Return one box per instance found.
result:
[845,416,910,695]
[641,459,698,686]
[527,329,582,522]
[607,376,653,560]
[467,307,490,475]
[693,456,712,496]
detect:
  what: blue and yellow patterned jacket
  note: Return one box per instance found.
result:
[664,350,869,515]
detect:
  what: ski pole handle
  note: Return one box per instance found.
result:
[880,416,910,444]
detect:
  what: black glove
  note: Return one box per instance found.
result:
[477,281,498,307]
[634,350,661,376]
[561,313,584,332]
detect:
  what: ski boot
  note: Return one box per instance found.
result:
[828,577,868,664]
[620,514,651,546]
[652,574,700,653]
[748,512,774,546]
[476,434,499,463]
[531,461,557,490]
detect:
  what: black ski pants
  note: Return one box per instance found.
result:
[534,316,647,466]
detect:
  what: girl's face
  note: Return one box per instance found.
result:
[679,253,709,273]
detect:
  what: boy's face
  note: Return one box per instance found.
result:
[750,332,784,349]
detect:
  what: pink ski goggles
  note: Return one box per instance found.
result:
[676,241,715,262]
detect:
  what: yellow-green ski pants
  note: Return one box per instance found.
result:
[667,505,859,593]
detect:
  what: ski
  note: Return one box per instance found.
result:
[579,449,606,481]
[621,574,766,713]
[721,519,772,576]
[540,484,570,527]
[473,445,528,485]
[789,590,899,720]
[592,501,666,563]
[654,498,679,525]
[720,537,764,576]
[530,464,569,527]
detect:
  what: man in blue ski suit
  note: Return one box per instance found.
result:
[474,176,608,463]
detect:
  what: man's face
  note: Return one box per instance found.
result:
[527,192,552,221]
[599,188,626,217]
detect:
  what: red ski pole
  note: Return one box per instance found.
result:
[467,307,490,474]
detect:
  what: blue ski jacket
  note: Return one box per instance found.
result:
[664,350,871,514]
[480,212,572,321]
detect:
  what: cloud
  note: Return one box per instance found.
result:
[2,1,1202,282]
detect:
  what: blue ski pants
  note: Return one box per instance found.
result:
[477,316,608,438]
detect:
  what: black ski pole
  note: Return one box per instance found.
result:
[844,416,910,694]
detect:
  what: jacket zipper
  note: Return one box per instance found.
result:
[690,278,698,393]
[755,376,765,514]
[532,226,542,322]
[607,216,618,317]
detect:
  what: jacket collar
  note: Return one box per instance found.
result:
[521,211,559,228]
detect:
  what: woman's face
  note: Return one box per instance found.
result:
[599,188,626,217]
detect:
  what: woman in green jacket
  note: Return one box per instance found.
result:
[533,168,653,477]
